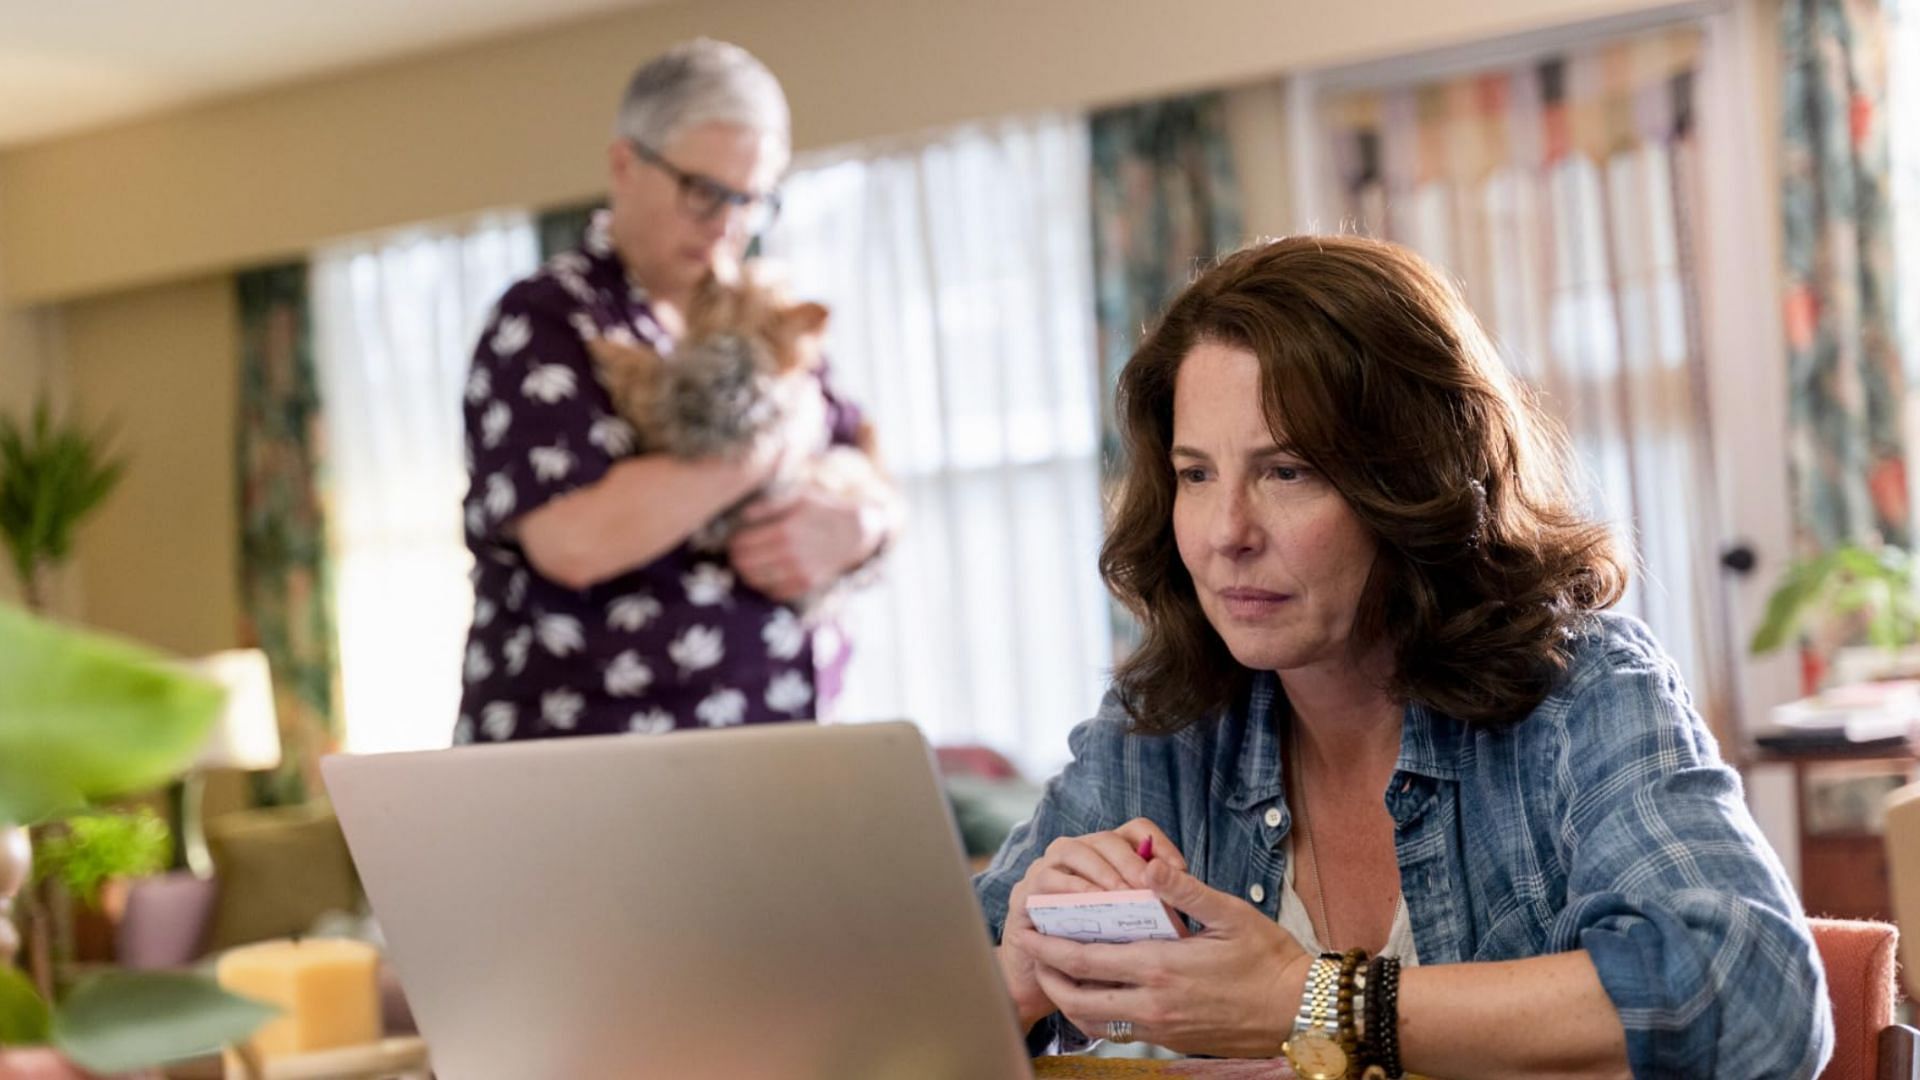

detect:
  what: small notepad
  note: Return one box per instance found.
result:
[1025,889,1188,944]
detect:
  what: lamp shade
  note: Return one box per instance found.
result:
[184,649,282,771]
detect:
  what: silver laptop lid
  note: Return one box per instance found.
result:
[323,721,1033,1080]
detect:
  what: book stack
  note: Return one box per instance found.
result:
[1755,680,1920,754]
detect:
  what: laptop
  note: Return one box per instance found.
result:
[322,721,1035,1079]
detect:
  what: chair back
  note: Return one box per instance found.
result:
[1810,917,1898,1080]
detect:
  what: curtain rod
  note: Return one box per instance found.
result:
[1303,0,1727,95]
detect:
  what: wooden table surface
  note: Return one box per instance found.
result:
[1034,1058,1294,1078]
[161,1049,1289,1078]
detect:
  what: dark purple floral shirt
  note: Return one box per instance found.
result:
[454,212,860,744]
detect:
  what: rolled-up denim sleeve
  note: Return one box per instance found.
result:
[971,691,1133,1056]
[1550,645,1833,1079]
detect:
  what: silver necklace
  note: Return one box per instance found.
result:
[1288,724,1336,951]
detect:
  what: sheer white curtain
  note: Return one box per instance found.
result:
[762,114,1110,776]
[1897,0,1920,524]
[313,214,540,754]
[1308,31,1735,732]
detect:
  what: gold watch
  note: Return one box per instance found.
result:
[1282,953,1349,1080]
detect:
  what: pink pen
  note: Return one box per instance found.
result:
[1136,835,1154,861]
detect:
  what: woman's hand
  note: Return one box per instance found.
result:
[726,485,877,600]
[1010,859,1313,1058]
[996,820,1187,1033]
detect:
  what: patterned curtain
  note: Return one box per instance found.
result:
[538,203,603,260]
[1089,93,1244,472]
[1318,30,1738,744]
[235,264,338,805]
[1780,0,1908,552]
[1089,93,1243,657]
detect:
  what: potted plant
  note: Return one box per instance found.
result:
[0,397,124,615]
[1749,543,1920,689]
[0,395,130,994]
[33,810,172,967]
[0,605,275,1076]
[0,398,275,1076]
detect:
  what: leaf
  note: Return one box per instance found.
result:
[52,972,278,1074]
[1749,553,1836,654]
[0,965,51,1046]
[0,605,223,824]
[0,763,86,829]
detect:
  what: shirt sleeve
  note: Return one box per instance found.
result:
[812,357,866,448]
[1548,637,1833,1079]
[462,279,631,549]
[971,691,1136,1056]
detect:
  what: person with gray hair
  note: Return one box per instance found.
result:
[617,38,790,174]
[454,39,896,743]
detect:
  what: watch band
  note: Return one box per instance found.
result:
[1293,952,1344,1040]
[1285,952,1353,1080]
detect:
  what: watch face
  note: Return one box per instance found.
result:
[1285,1031,1349,1079]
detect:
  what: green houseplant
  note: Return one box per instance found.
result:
[31,812,171,914]
[0,605,275,1074]
[1748,543,1920,659]
[0,398,125,614]
[1,395,146,980]
[0,398,273,1073]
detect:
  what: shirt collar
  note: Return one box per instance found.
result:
[1223,674,1285,810]
[1395,700,1467,781]
[578,209,649,303]
[1222,671,1466,810]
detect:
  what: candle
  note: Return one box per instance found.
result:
[216,938,382,1068]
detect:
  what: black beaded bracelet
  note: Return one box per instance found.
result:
[1361,954,1403,1079]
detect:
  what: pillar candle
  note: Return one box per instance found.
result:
[216,938,381,1070]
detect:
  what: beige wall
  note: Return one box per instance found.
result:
[0,0,1683,306]
[0,0,1707,649]
[63,276,241,655]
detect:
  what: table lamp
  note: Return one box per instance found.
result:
[181,649,282,878]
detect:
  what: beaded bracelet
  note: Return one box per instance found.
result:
[1353,964,1367,1046]
[1334,948,1367,1055]
[1360,953,1403,1079]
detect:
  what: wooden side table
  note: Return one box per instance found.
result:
[1744,740,1920,922]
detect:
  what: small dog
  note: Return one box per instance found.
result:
[588,265,880,559]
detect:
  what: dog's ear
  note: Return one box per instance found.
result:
[779,301,830,337]
[764,301,830,375]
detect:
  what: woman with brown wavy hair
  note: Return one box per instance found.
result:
[972,237,1829,1078]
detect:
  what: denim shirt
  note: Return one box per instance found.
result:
[973,613,1833,1078]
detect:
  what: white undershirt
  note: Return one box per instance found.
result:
[1276,834,1421,966]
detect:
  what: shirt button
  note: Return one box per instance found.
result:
[1249,883,1267,904]
[1264,807,1283,828]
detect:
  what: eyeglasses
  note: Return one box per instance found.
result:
[628,140,782,236]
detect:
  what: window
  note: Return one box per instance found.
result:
[313,215,540,753]
[762,114,1111,775]
[1298,27,1737,730]
[1895,0,1920,522]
